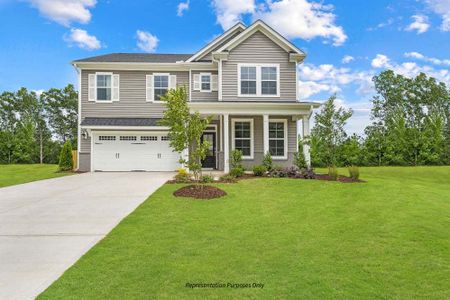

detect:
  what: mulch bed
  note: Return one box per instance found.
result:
[173,185,227,199]
[314,174,363,183]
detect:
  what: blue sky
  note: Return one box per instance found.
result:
[1,0,450,133]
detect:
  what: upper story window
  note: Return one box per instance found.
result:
[96,74,112,101]
[88,72,119,102]
[201,74,211,92]
[238,64,279,97]
[154,74,169,101]
[240,66,257,95]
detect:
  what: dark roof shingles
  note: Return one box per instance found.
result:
[73,53,193,63]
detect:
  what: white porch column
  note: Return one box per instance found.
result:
[223,114,230,173]
[302,115,311,168]
[263,114,269,155]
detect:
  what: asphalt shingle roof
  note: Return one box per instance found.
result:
[73,53,193,63]
[81,117,162,127]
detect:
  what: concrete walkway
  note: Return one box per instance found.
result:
[0,172,174,300]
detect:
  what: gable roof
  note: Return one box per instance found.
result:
[214,20,306,61]
[185,22,246,62]
[73,53,193,64]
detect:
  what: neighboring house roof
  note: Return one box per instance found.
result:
[81,117,161,127]
[214,19,306,61]
[73,53,193,63]
[185,22,246,62]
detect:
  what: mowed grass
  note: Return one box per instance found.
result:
[39,167,450,299]
[0,164,72,188]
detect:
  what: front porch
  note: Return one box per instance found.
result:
[190,101,319,172]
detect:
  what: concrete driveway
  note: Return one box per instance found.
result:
[0,172,174,300]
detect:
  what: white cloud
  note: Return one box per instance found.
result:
[342,55,354,64]
[298,63,374,99]
[136,30,159,53]
[367,17,395,31]
[405,14,430,34]
[211,0,255,30]
[371,54,392,69]
[298,81,336,99]
[177,0,189,17]
[424,0,450,31]
[27,0,96,27]
[254,0,347,46]
[64,28,101,50]
[405,51,450,66]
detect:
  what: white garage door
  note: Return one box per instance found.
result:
[92,132,180,171]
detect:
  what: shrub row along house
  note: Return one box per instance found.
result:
[73,20,320,172]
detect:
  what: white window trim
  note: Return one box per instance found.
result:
[152,73,170,103]
[200,72,212,92]
[269,118,288,160]
[231,118,254,160]
[95,72,114,103]
[237,63,280,98]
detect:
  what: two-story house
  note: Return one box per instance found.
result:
[72,20,320,172]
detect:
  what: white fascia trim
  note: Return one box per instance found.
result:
[231,118,254,160]
[268,118,288,160]
[237,63,280,98]
[82,125,170,130]
[216,20,306,57]
[186,23,246,62]
[199,72,212,92]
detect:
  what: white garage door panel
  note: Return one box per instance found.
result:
[93,133,180,171]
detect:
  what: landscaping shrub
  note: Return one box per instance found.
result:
[200,174,214,183]
[300,169,316,179]
[284,166,299,177]
[230,149,244,177]
[328,166,338,181]
[262,152,273,171]
[229,167,244,178]
[58,141,73,171]
[348,166,360,180]
[219,174,237,183]
[174,169,191,183]
[269,166,288,178]
[294,151,307,170]
[252,165,267,176]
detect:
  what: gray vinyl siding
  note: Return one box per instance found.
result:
[79,153,90,172]
[225,116,297,170]
[191,71,218,101]
[80,70,189,119]
[222,31,297,102]
[196,30,243,61]
[80,135,91,152]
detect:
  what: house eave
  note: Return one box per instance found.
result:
[71,61,218,71]
[188,101,320,115]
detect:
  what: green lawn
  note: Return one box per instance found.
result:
[0,164,72,188]
[39,167,450,299]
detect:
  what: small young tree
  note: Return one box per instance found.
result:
[262,151,273,171]
[159,87,211,183]
[294,140,307,170]
[59,140,73,171]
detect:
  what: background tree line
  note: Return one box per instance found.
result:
[0,85,77,164]
[310,70,450,167]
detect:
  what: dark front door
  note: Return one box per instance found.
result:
[201,132,216,169]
